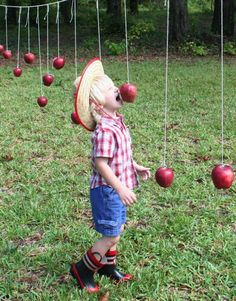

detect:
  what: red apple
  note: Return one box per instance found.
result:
[37,96,48,107]
[3,50,12,59]
[119,83,137,103]
[53,57,65,70]
[43,74,54,86]
[0,44,5,53]
[24,52,36,64]
[13,67,22,77]
[211,164,234,189]
[155,167,174,188]
[71,111,80,124]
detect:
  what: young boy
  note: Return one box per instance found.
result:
[71,58,151,293]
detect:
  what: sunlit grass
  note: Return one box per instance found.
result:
[0,57,236,300]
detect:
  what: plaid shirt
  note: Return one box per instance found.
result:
[90,114,138,189]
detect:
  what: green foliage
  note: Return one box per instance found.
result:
[224,41,236,55]
[104,39,125,55]
[179,41,208,56]
[0,58,236,300]
[128,20,155,46]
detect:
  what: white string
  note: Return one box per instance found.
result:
[56,2,60,57]
[220,0,224,165]
[71,0,78,78]
[163,0,170,167]
[96,0,101,60]
[44,5,50,73]
[25,7,31,52]
[0,0,68,9]
[123,0,130,83]
[17,7,22,67]
[5,6,8,50]
[36,7,43,96]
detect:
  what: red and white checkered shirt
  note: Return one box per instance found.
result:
[90,114,138,189]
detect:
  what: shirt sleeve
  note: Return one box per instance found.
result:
[93,129,116,158]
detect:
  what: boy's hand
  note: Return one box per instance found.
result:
[135,164,151,181]
[117,185,137,206]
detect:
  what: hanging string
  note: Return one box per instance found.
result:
[123,0,130,83]
[96,0,101,60]
[5,6,8,50]
[163,0,170,167]
[70,0,78,78]
[25,7,31,53]
[16,7,22,67]
[220,0,224,165]
[36,7,43,96]
[44,5,50,73]
[0,0,68,9]
[56,2,60,57]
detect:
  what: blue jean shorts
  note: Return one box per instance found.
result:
[90,185,126,237]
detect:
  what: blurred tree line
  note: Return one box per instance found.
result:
[1,0,235,43]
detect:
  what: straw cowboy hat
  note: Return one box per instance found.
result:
[74,58,104,131]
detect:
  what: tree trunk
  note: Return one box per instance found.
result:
[211,0,234,36]
[169,0,188,42]
[130,0,138,15]
[107,0,121,17]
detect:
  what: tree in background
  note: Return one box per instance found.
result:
[169,0,188,42]
[107,0,121,17]
[6,0,17,25]
[130,0,138,14]
[211,0,234,37]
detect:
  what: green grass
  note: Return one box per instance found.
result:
[0,57,236,301]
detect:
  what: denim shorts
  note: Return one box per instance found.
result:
[90,185,126,237]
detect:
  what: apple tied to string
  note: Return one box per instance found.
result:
[53,57,65,70]
[13,67,22,77]
[3,50,12,59]
[24,52,36,64]
[211,164,234,189]
[37,96,48,107]
[43,74,54,86]
[155,167,174,188]
[119,83,137,103]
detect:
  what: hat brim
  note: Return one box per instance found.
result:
[74,58,104,131]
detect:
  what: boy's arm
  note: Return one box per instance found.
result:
[95,157,137,206]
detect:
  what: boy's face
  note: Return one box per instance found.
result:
[102,81,123,113]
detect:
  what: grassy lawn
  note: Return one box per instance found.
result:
[0,56,236,301]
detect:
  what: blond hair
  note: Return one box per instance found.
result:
[74,74,113,124]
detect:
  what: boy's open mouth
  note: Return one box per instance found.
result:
[116,93,123,103]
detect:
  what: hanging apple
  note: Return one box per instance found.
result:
[0,44,5,53]
[3,50,12,59]
[155,167,174,188]
[71,111,79,124]
[211,164,234,189]
[119,83,137,103]
[43,74,54,86]
[53,56,65,70]
[24,52,36,64]
[13,67,22,77]
[37,96,48,107]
